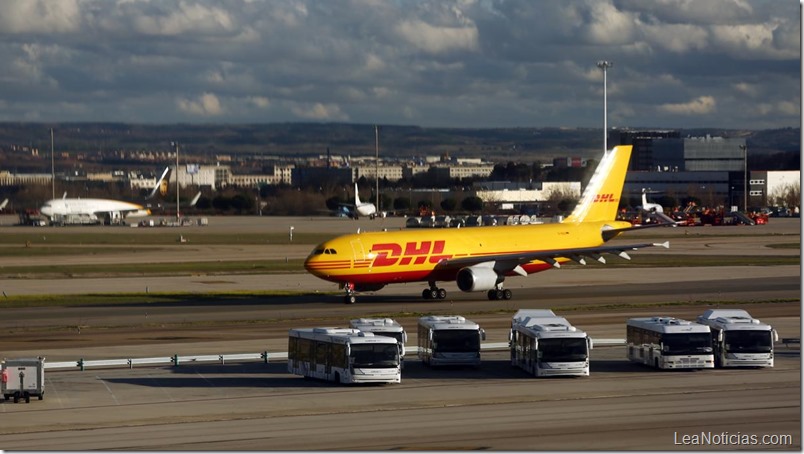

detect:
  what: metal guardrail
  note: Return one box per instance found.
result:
[781,338,800,348]
[43,339,627,371]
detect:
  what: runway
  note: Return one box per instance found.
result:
[0,215,799,449]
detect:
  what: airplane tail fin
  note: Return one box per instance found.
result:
[147,167,170,200]
[0,198,8,210]
[354,182,361,205]
[189,191,201,207]
[563,145,632,223]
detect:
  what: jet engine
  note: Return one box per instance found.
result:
[456,265,500,292]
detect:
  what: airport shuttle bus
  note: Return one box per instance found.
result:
[626,317,714,369]
[288,328,401,384]
[417,315,485,367]
[509,309,592,377]
[696,309,778,368]
[349,318,408,359]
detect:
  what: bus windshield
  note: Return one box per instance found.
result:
[662,333,713,355]
[538,338,588,362]
[433,330,480,353]
[350,344,399,368]
[725,330,773,353]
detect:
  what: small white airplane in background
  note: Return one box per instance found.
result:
[640,188,678,225]
[641,188,664,213]
[39,167,170,225]
[340,182,378,219]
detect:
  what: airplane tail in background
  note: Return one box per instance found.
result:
[563,145,632,224]
[354,182,362,206]
[147,167,171,200]
[189,191,202,207]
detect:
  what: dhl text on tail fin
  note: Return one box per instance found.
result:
[305,145,670,304]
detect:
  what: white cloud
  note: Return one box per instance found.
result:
[0,0,82,33]
[658,96,716,115]
[177,93,224,116]
[290,102,349,121]
[248,96,270,108]
[395,20,479,54]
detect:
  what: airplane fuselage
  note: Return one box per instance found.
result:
[40,199,150,220]
[304,220,632,287]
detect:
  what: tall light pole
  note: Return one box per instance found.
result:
[375,125,380,212]
[740,144,748,212]
[173,141,180,222]
[596,60,613,152]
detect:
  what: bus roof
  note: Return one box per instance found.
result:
[697,310,772,331]
[627,317,711,334]
[418,315,480,330]
[512,315,587,338]
[289,327,398,344]
[349,318,405,332]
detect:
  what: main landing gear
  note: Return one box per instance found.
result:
[422,282,447,300]
[487,286,512,301]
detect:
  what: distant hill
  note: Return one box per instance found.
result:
[0,122,798,166]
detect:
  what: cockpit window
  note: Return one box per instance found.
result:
[324,248,338,255]
[313,249,325,255]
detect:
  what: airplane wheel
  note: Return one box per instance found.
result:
[429,289,439,299]
[345,295,356,304]
[437,288,447,299]
[503,289,512,300]
[495,290,504,300]
[487,290,497,300]
[422,289,431,299]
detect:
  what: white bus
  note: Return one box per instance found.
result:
[288,328,401,384]
[349,318,408,359]
[509,309,592,377]
[696,309,778,368]
[626,317,714,369]
[417,315,485,367]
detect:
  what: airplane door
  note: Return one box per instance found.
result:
[350,239,365,267]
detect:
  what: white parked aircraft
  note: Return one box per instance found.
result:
[340,182,378,219]
[39,167,169,225]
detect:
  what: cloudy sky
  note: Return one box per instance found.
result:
[0,0,799,129]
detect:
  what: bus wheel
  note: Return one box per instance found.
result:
[334,372,341,384]
[654,358,659,368]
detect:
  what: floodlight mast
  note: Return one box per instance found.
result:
[596,60,613,153]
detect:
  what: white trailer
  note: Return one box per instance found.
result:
[627,317,714,369]
[2,357,45,403]
[696,309,778,367]
[349,318,408,358]
[509,309,592,377]
[417,315,485,367]
[288,328,401,384]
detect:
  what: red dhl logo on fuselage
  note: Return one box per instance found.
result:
[593,193,618,203]
[371,240,452,267]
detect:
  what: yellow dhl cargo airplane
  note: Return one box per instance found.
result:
[305,145,669,303]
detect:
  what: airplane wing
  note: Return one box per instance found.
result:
[434,241,670,276]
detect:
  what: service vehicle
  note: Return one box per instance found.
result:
[627,317,714,369]
[509,309,593,377]
[288,328,401,384]
[696,309,778,367]
[2,357,45,403]
[417,315,485,367]
[349,318,408,359]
